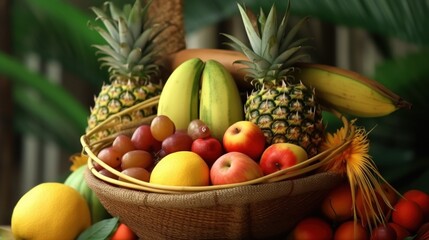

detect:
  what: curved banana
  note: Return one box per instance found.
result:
[199,60,244,141]
[294,63,412,117]
[157,58,205,130]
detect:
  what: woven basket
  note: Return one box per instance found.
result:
[85,167,343,239]
[82,96,353,239]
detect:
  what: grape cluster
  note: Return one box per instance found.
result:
[94,116,218,181]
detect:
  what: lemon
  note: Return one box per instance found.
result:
[150,151,210,186]
[11,182,91,240]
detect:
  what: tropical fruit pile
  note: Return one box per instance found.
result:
[9,0,428,239]
[93,113,311,187]
[290,183,429,239]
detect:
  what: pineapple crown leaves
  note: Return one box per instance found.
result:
[222,2,311,88]
[89,0,166,83]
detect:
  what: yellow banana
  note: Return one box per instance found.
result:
[199,60,244,141]
[157,58,205,130]
[294,63,411,117]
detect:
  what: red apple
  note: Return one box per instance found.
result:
[191,137,223,167]
[259,143,308,175]
[210,152,263,185]
[222,121,266,160]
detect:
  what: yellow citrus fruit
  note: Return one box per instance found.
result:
[150,151,209,186]
[11,182,91,240]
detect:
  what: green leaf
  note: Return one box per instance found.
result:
[0,226,14,240]
[0,52,88,132]
[77,217,119,240]
[404,235,417,240]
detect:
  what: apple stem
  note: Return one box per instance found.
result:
[201,126,209,133]
[233,127,240,134]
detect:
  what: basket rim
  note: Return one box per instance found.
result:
[85,166,344,206]
[84,136,351,194]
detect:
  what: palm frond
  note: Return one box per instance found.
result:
[12,0,107,87]
[289,0,429,46]
[0,52,88,133]
[185,0,429,46]
[14,87,83,152]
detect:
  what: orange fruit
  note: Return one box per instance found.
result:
[334,220,368,240]
[392,199,423,232]
[403,189,429,220]
[292,217,333,240]
[111,223,137,240]
[321,182,353,222]
[149,151,209,186]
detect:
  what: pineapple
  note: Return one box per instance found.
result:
[87,0,164,139]
[224,4,324,157]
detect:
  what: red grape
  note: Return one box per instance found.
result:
[131,125,161,151]
[120,167,150,182]
[97,147,122,168]
[112,134,135,155]
[187,119,211,140]
[150,115,176,141]
[121,150,153,170]
[162,132,193,154]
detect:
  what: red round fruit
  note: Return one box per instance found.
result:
[370,224,396,240]
[161,132,193,154]
[131,125,160,152]
[121,150,153,170]
[150,115,176,142]
[403,189,429,220]
[112,134,135,155]
[334,220,368,240]
[120,167,151,182]
[97,147,122,168]
[392,199,423,232]
[191,137,223,167]
[187,119,211,140]
[292,217,333,240]
[321,182,354,222]
[388,222,410,240]
[111,223,137,240]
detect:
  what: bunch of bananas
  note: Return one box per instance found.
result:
[167,49,411,119]
[293,63,412,117]
[157,58,243,140]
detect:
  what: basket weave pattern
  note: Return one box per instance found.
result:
[85,168,342,239]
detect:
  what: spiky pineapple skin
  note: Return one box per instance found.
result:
[87,80,162,138]
[245,81,324,157]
